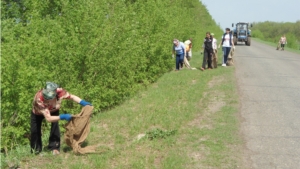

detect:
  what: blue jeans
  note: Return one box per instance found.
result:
[222,47,231,64]
[176,54,184,70]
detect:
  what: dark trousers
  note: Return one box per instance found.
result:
[202,49,213,69]
[222,47,231,64]
[176,54,184,70]
[281,44,285,50]
[30,110,60,153]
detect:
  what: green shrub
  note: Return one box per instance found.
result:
[1,0,222,152]
[251,30,265,39]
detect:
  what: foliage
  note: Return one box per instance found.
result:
[1,50,241,169]
[1,0,222,152]
[251,21,300,50]
[145,128,177,140]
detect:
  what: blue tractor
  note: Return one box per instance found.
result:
[232,22,252,46]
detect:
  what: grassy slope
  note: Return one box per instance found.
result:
[2,50,244,169]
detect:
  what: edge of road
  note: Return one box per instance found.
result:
[234,59,254,169]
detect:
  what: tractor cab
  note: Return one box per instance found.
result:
[232,22,252,46]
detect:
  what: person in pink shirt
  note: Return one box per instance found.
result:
[279,34,287,51]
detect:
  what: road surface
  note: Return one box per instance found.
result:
[234,40,300,169]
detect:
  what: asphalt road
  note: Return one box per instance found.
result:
[234,40,300,169]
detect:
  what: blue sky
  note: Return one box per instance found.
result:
[200,0,300,30]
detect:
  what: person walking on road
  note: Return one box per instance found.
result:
[219,28,235,67]
[279,34,287,51]
[172,39,186,71]
[31,82,92,155]
[200,32,213,71]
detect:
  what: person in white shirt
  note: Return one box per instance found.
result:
[211,33,218,68]
[279,34,287,51]
[218,28,235,67]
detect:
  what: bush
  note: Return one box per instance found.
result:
[251,30,265,39]
[1,0,222,151]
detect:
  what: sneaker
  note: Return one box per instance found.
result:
[222,64,226,67]
[200,68,205,71]
[52,149,60,155]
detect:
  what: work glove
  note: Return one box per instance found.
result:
[79,100,92,106]
[172,54,174,58]
[59,114,72,121]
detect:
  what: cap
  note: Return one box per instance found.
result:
[42,82,58,100]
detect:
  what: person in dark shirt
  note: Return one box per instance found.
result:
[201,32,213,71]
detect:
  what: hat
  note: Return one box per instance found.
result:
[42,89,57,100]
[211,33,215,36]
[42,82,58,100]
[184,40,191,45]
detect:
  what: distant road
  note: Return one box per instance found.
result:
[234,40,300,168]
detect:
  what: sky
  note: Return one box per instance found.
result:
[200,0,300,30]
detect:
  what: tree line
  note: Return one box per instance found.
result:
[251,21,300,50]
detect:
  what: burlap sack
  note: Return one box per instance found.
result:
[212,49,218,68]
[227,47,234,66]
[276,42,280,50]
[64,105,97,154]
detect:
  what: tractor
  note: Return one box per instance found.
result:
[232,22,252,46]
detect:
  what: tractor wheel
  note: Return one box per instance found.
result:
[247,37,251,46]
[233,36,237,45]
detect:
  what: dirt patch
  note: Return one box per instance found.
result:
[191,79,197,85]
[154,155,163,168]
[208,76,225,88]
[184,76,227,168]
[188,91,225,130]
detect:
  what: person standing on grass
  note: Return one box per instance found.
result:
[185,38,193,61]
[200,32,213,71]
[172,39,186,71]
[218,28,235,67]
[31,82,92,155]
[182,39,192,69]
[211,33,218,68]
[279,34,287,51]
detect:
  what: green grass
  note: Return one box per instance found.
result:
[1,51,243,169]
[252,37,300,54]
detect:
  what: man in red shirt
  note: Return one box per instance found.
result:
[31,82,91,155]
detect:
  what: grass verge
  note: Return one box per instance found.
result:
[1,50,243,169]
